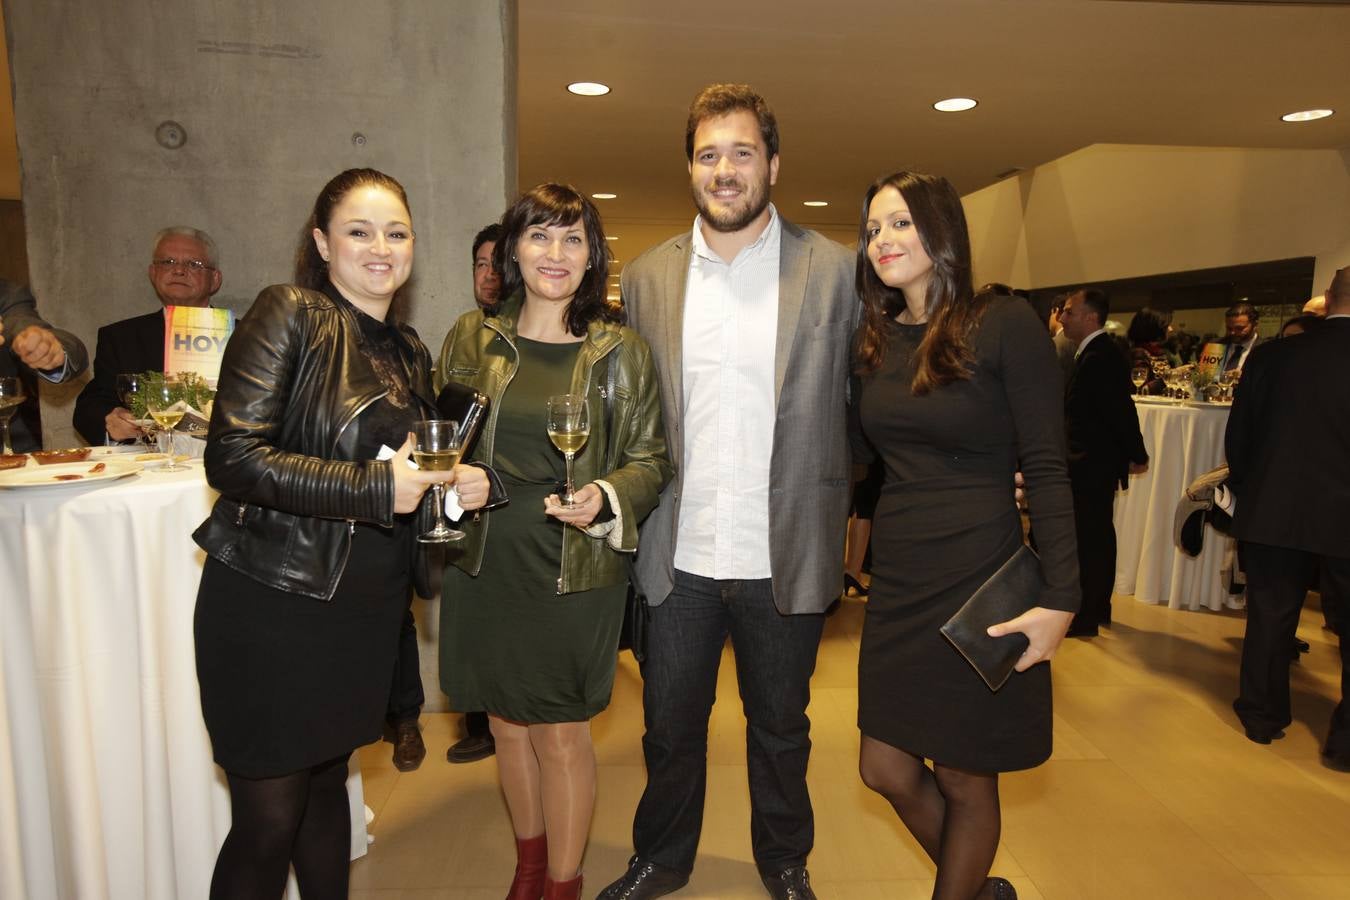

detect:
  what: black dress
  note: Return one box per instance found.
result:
[195,297,422,778]
[856,297,1079,772]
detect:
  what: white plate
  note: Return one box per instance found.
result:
[0,459,143,488]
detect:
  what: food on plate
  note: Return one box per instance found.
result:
[32,448,92,465]
[0,453,28,470]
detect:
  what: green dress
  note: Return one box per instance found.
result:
[440,337,627,723]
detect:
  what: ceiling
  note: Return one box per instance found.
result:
[517,0,1350,275]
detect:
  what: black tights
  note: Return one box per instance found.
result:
[210,753,352,900]
[860,736,1002,900]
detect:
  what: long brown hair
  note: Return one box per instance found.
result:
[853,171,987,395]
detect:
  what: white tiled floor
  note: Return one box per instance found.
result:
[351,593,1350,899]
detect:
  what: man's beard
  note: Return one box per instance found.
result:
[692,174,771,234]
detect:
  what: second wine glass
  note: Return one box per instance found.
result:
[546,394,589,507]
[0,376,26,456]
[146,379,188,472]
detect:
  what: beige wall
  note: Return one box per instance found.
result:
[6,0,515,450]
[964,144,1350,297]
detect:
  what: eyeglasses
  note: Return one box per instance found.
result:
[152,257,215,272]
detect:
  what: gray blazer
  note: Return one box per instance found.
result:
[620,217,858,614]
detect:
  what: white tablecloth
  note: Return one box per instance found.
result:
[1113,400,1242,611]
[0,461,366,900]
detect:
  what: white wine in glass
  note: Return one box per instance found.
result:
[146,379,188,472]
[1130,366,1148,395]
[0,376,26,455]
[414,419,464,543]
[546,394,589,506]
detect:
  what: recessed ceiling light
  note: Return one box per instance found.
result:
[567,82,610,97]
[606,235,619,240]
[592,193,617,200]
[802,201,828,208]
[933,97,978,113]
[1281,108,1333,122]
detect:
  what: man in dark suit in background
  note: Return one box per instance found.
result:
[73,226,221,444]
[0,278,89,451]
[1221,299,1264,374]
[1059,288,1149,637]
[1227,267,1350,761]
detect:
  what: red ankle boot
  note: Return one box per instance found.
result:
[505,833,548,900]
[542,872,582,900]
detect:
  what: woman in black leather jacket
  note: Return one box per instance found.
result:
[192,168,492,899]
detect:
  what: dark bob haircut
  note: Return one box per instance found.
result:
[854,170,986,395]
[493,183,618,336]
[685,83,780,162]
[1126,307,1170,346]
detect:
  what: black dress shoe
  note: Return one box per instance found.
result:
[1321,748,1350,772]
[594,855,688,900]
[761,866,816,900]
[1243,726,1286,745]
[390,720,426,772]
[844,573,869,597]
[446,731,495,764]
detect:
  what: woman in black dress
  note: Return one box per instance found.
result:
[852,172,1080,900]
[193,168,492,899]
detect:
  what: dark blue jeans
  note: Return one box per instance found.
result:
[633,570,825,876]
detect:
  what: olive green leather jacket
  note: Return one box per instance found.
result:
[434,295,673,594]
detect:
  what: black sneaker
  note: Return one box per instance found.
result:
[595,855,689,900]
[761,866,816,900]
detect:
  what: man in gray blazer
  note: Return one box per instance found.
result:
[597,85,856,900]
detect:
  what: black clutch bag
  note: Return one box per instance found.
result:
[939,544,1045,692]
[435,381,490,455]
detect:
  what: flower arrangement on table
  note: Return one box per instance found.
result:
[126,371,215,423]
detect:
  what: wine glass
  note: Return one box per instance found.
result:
[115,373,152,446]
[145,379,188,472]
[1217,367,1238,401]
[546,394,589,507]
[1130,366,1148,395]
[0,376,26,456]
[414,419,464,543]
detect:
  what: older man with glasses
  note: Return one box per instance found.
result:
[74,226,222,445]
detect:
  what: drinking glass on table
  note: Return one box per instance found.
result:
[145,379,188,472]
[115,373,152,445]
[1130,366,1149,395]
[546,393,589,507]
[413,419,464,543]
[0,376,25,455]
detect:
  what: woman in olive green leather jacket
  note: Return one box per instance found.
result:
[435,184,671,900]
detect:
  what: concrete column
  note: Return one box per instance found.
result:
[6,0,516,449]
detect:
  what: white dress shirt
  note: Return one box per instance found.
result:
[673,206,781,580]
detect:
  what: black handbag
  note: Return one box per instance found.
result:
[599,350,649,662]
[434,381,490,455]
[938,544,1044,691]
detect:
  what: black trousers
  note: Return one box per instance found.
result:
[386,605,424,725]
[1071,481,1117,630]
[1235,542,1350,748]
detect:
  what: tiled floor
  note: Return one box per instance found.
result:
[350,593,1350,899]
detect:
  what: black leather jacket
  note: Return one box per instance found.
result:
[193,284,440,600]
